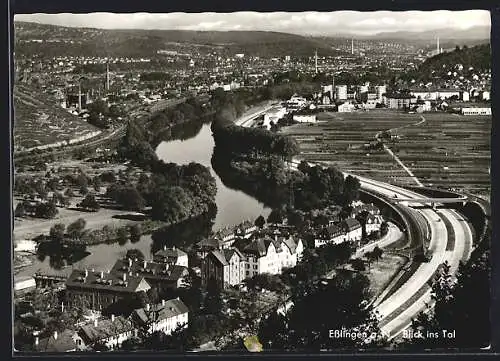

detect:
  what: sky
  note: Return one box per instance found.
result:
[14,11,491,36]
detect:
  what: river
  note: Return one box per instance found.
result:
[16,120,270,277]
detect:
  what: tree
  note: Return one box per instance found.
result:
[117,227,129,245]
[67,218,86,240]
[356,210,370,240]
[204,277,224,316]
[267,208,284,225]
[364,251,375,270]
[254,215,266,229]
[372,246,383,263]
[126,248,145,261]
[350,258,366,272]
[49,223,66,243]
[79,194,100,211]
[129,224,142,243]
[80,185,89,196]
[380,221,389,236]
[35,202,58,219]
[14,202,27,217]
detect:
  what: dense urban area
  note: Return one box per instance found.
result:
[12,19,491,353]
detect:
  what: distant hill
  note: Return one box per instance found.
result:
[366,26,490,41]
[14,21,345,58]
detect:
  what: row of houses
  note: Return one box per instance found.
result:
[200,232,304,289]
[32,298,189,352]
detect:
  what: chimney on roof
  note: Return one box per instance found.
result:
[53,331,58,340]
[146,303,150,312]
[161,299,165,307]
[35,336,39,346]
[94,319,98,327]
[111,314,115,322]
[123,273,127,281]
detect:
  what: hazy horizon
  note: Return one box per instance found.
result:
[15,11,491,37]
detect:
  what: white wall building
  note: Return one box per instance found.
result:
[293,114,317,123]
[461,107,491,115]
[338,102,355,113]
[132,299,189,336]
[335,85,348,101]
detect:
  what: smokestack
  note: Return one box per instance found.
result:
[315,50,318,74]
[94,319,98,327]
[128,258,132,267]
[437,37,440,54]
[78,82,82,111]
[161,299,165,307]
[53,331,58,340]
[143,260,147,269]
[163,245,167,251]
[351,39,354,55]
[146,303,150,312]
[100,271,104,278]
[61,302,64,312]
[35,336,39,346]
[106,62,110,91]
[122,273,127,282]
[111,314,115,322]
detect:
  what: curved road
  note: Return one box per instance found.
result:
[239,109,473,342]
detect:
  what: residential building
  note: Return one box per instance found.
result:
[461,107,491,115]
[315,224,345,248]
[14,276,36,295]
[153,246,189,267]
[131,299,189,336]
[293,113,317,123]
[34,330,82,352]
[384,94,414,109]
[78,316,136,350]
[341,218,363,242]
[201,248,246,289]
[338,102,355,113]
[335,85,348,100]
[365,214,384,234]
[239,235,304,278]
[235,220,258,239]
[65,269,151,311]
[110,258,189,294]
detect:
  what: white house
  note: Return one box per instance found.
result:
[79,316,136,350]
[338,102,355,113]
[240,235,304,277]
[131,298,189,336]
[461,107,491,115]
[293,113,317,123]
[153,246,189,267]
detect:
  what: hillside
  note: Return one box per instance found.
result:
[14,21,344,57]
[14,84,101,152]
[418,43,491,74]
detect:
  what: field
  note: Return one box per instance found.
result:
[281,110,491,195]
[13,85,101,151]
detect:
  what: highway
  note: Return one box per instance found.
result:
[285,157,473,339]
[237,113,473,339]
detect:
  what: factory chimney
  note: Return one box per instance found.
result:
[315,50,318,74]
[106,62,110,91]
[351,39,354,55]
[437,37,440,54]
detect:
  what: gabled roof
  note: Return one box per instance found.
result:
[282,236,300,254]
[223,248,245,262]
[35,330,77,352]
[317,225,343,239]
[208,250,229,266]
[132,299,189,326]
[111,259,188,282]
[65,269,151,293]
[79,316,135,344]
[343,218,361,231]
[196,237,220,250]
[154,247,187,263]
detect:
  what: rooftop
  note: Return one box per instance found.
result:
[65,269,151,293]
[79,316,135,343]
